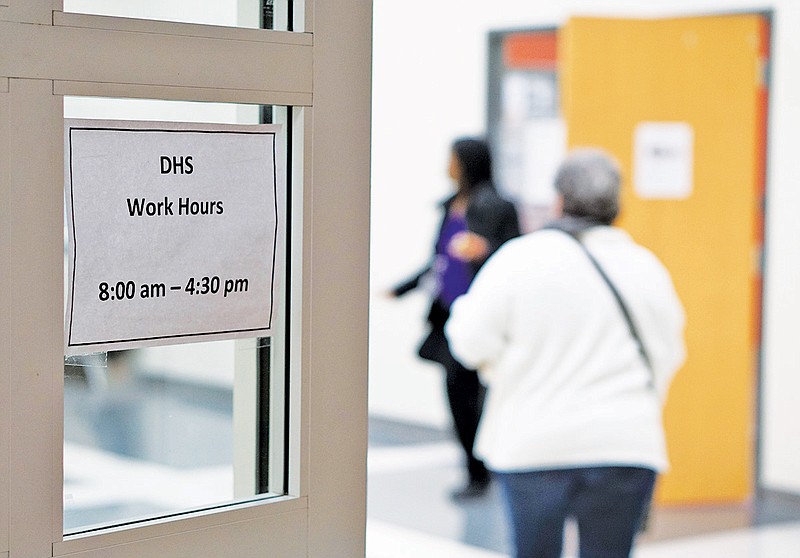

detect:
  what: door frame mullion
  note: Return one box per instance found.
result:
[7,77,64,557]
[0,75,10,558]
[1,15,312,102]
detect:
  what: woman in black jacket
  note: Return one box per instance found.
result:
[392,137,520,499]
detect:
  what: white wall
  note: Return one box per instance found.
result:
[370,0,800,493]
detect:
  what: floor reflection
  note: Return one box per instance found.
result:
[64,349,234,532]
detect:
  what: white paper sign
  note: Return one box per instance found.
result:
[64,119,284,354]
[522,117,566,205]
[633,122,694,199]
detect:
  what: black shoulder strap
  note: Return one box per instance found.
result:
[564,231,655,386]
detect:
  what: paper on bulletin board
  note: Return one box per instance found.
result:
[521,117,566,205]
[64,119,285,355]
[633,122,694,199]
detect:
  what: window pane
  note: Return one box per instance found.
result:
[63,97,290,534]
[63,0,292,31]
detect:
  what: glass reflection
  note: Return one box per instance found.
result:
[63,0,290,31]
[64,344,238,532]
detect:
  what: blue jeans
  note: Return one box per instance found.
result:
[495,466,656,558]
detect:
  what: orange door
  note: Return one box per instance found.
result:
[560,14,769,504]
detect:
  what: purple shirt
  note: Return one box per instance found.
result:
[435,212,473,308]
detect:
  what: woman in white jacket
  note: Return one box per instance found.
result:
[446,148,686,558]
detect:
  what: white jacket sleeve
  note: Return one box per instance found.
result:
[445,246,513,374]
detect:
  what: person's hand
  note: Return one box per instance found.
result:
[448,232,489,262]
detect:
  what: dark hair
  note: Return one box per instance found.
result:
[452,137,494,193]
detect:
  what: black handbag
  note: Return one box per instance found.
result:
[416,300,452,365]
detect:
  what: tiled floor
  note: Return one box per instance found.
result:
[366,416,800,558]
[366,519,800,558]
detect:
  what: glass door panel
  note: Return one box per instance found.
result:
[63,97,290,535]
[63,0,292,31]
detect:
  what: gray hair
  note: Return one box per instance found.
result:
[554,148,621,224]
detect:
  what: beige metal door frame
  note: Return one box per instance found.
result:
[1,74,10,558]
[0,0,371,556]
